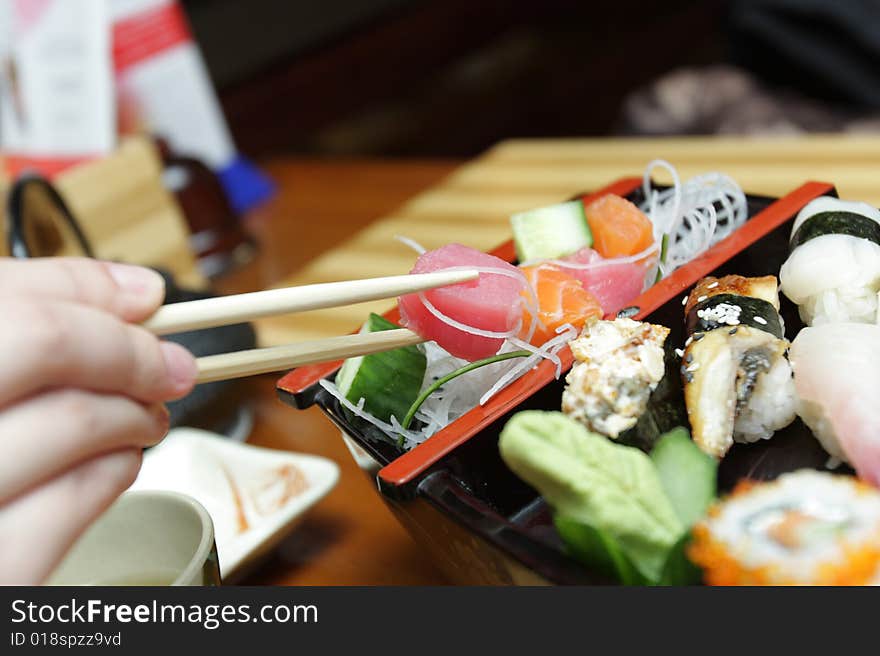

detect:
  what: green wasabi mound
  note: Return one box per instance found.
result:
[499,411,716,585]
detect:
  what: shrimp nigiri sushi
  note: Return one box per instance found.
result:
[789,322,880,485]
[779,197,880,325]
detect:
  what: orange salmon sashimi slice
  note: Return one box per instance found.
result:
[520,264,602,346]
[584,193,655,258]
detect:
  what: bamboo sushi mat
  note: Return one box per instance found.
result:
[255,134,880,346]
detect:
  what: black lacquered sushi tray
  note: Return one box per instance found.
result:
[280,178,857,585]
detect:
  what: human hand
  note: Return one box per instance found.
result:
[0,258,197,584]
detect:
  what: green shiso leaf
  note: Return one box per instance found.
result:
[655,533,702,586]
[499,411,684,582]
[649,427,718,528]
[554,516,646,585]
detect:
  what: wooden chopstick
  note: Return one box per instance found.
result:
[143,269,478,336]
[195,328,424,383]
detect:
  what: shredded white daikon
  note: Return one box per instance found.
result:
[478,324,577,405]
[544,242,659,270]
[416,342,514,436]
[641,159,747,278]
[395,234,427,254]
[318,379,425,447]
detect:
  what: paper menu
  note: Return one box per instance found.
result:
[110,0,274,213]
[0,0,115,170]
[111,0,235,170]
[0,0,273,213]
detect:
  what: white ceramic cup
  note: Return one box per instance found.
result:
[47,490,221,586]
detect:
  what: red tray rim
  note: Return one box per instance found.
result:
[277,177,835,488]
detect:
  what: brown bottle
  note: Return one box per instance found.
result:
[156,138,256,278]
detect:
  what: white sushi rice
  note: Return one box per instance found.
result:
[795,398,849,465]
[733,356,798,444]
[780,235,880,325]
[799,286,880,326]
[394,234,427,254]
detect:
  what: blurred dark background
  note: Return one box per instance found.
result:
[183,0,880,159]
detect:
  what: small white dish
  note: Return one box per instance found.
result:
[130,428,339,582]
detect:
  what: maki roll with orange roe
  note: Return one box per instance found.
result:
[689,470,880,585]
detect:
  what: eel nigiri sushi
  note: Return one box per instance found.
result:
[689,470,880,585]
[779,196,880,325]
[682,275,797,458]
[789,322,880,485]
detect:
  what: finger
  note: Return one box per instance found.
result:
[0,257,165,322]
[0,389,168,502]
[0,299,196,406]
[0,449,141,585]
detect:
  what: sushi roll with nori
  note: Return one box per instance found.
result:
[682,275,796,458]
[779,196,880,325]
[689,470,880,585]
[562,318,686,448]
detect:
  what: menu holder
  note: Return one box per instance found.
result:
[0,136,206,289]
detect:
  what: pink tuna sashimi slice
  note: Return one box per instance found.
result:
[398,244,526,361]
[790,323,880,487]
[555,247,648,317]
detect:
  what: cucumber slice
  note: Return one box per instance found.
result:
[649,427,717,528]
[336,313,427,423]
[510,200,592,262]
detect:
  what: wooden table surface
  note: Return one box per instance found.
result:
[247,134,880,347]
[214,135,880,585]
